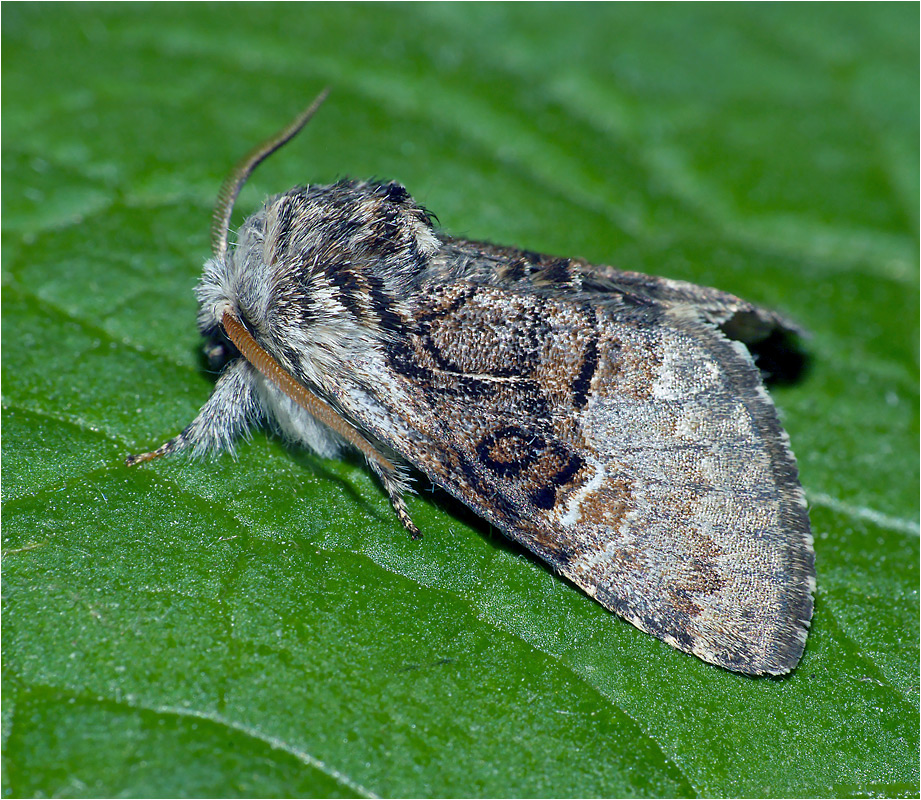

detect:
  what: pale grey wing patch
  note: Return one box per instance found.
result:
[555,307,814,674]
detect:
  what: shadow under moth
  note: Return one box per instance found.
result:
[129,90,815,675]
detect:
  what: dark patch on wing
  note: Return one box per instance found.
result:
[571,337,599,409]
[448,374,504,402]
[454,452,522,528]
[415,286,476,323]
[538,257,572,286]
[386,339,435,384]
[502,257,528,282]
[596,588,696,652]
[415,319,464,373]
[529,452,585,510]
[644,614,696,651]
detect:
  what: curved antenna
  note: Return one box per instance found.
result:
[210,87,330,260]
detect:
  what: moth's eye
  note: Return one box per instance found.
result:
[202,326,240,371]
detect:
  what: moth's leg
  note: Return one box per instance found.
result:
[126,358,263,466]
[367,458,421,540]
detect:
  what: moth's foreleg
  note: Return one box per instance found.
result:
[127,359,262,466]
[125,432,188,465]
[368,458,421,540]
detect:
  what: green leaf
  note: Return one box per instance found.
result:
[3,4,917,798]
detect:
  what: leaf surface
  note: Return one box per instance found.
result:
[3,4,918,798]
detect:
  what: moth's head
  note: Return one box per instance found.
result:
[195,177,439,349]
[192,91,441,371]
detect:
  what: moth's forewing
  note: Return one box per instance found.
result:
[348,240,814,675]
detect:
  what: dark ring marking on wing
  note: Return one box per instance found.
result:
[474,426,586,512]
[476,426,544,478]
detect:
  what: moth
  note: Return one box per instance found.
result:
[129,90,815,675]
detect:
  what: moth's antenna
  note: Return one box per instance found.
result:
[210,87,330,260]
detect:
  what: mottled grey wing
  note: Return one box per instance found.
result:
[441,237,803,345]
[375,277,814,675]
